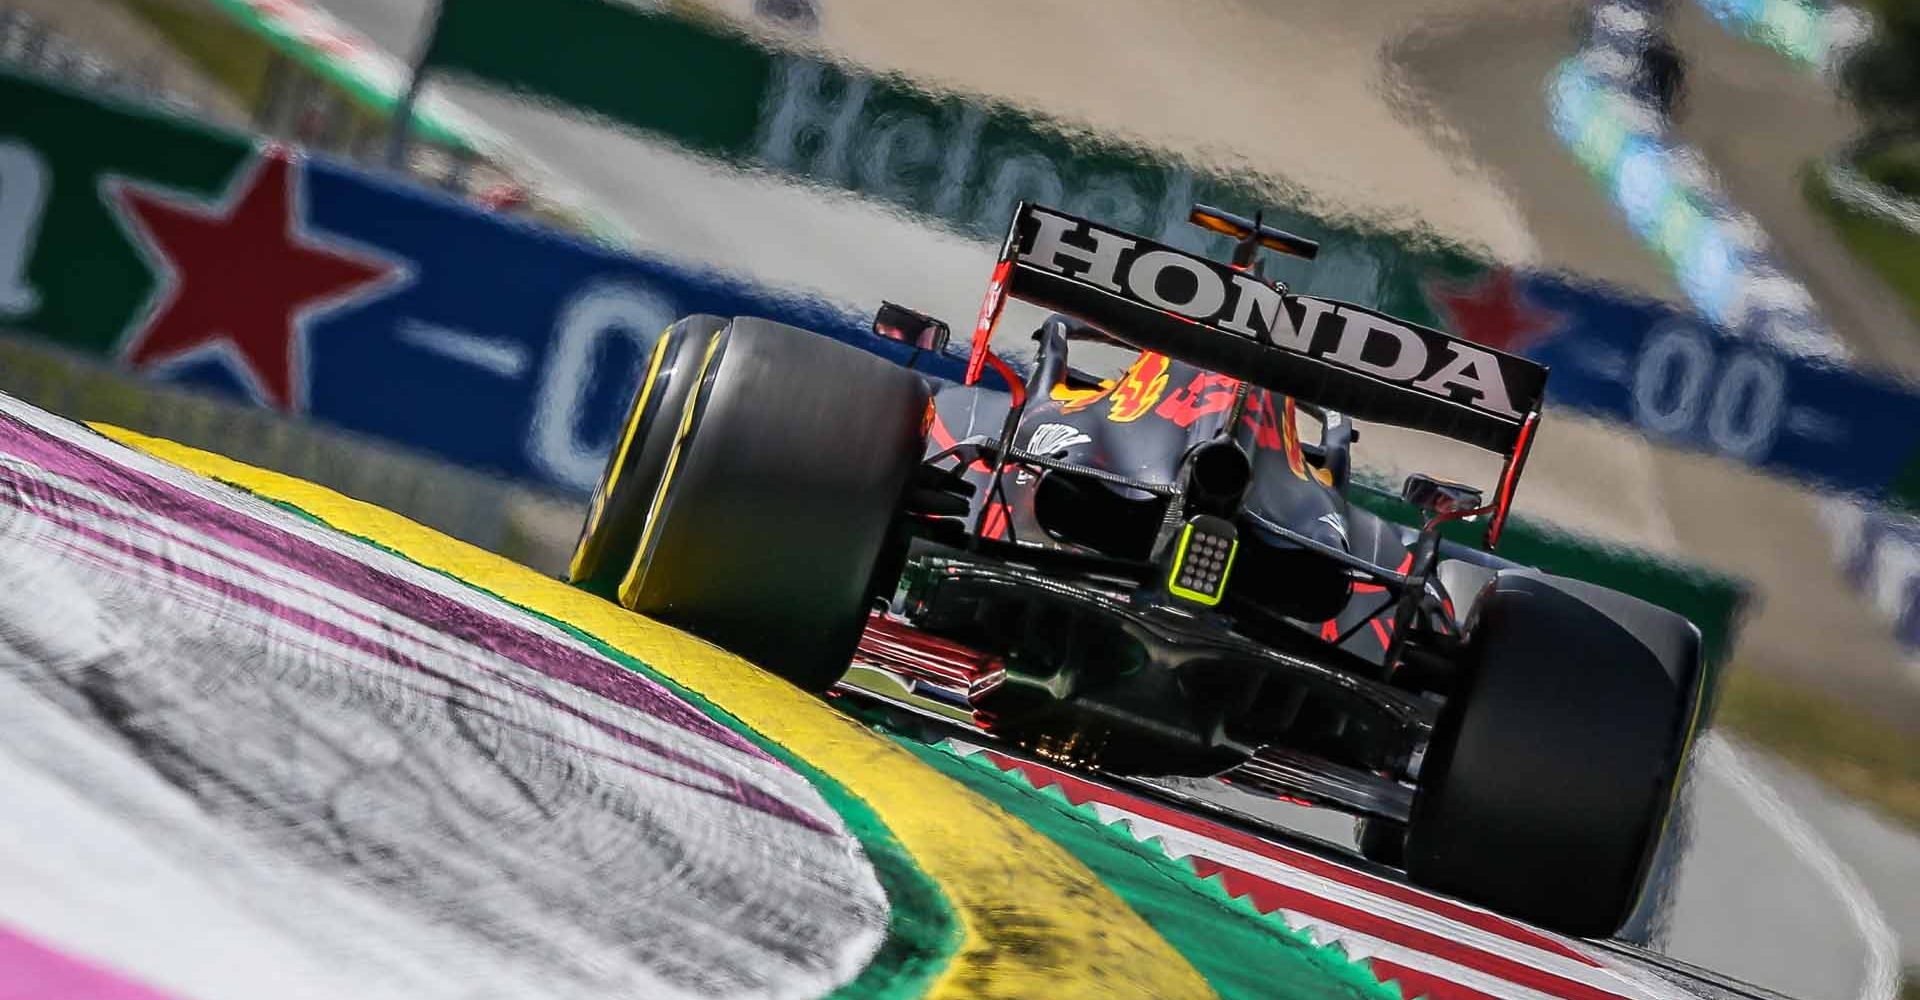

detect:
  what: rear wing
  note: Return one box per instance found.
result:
[966,203,1548,456]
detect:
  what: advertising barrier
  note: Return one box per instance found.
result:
[0,68,928,495]
[138,0,1920,514]
[1484,269,1920,509]
[393,1,1920,510]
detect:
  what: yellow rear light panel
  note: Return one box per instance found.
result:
[1167,521,1237,606]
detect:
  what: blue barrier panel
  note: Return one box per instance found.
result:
[134,148,962,494]
[125,152,1920,502]
[1433,267,1920,504]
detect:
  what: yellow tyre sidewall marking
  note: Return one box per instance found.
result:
[617,328,723,610]
[101,425,1217,1000]
[569,327,675,583]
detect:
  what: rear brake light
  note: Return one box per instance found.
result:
[1166,515,1238,606]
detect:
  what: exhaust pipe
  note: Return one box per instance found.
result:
[1185,441,1252,516]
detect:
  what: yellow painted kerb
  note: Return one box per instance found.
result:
[100,426,1217,1000]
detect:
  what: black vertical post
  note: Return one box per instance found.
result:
[385,0,448,172]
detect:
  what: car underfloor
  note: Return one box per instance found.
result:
[840,542,1442,827]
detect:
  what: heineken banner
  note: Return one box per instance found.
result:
[412,0,1481,319]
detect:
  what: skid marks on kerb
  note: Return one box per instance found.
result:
[0,397,888,1000]
[949,742,1707,1000]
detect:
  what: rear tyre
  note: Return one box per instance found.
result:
[618,316,930,691]
[569,315,727,598]
[1404,572,1703,937]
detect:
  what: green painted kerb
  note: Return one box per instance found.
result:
[898,740,1402,1000]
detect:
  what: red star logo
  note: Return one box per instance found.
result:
[108,148,397,411]
[1426,268,1560,355]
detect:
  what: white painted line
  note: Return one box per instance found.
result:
[1698,736,1901,1000]
[1784,407,1848,443]
[1822,166,1920,237]
[1281,917,1572,1000]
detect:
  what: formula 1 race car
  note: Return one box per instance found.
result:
[568,202,1705,938]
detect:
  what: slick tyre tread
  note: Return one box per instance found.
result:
[622,316,930,691]
[1404,573,1702,938]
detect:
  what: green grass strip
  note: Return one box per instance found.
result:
[1715,666,1920,831]
[895,739,1402,1000]
[243,493,960,1000]
[1805,169,1920,328]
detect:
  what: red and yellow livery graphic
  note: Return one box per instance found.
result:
[1104,352,1172,422]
